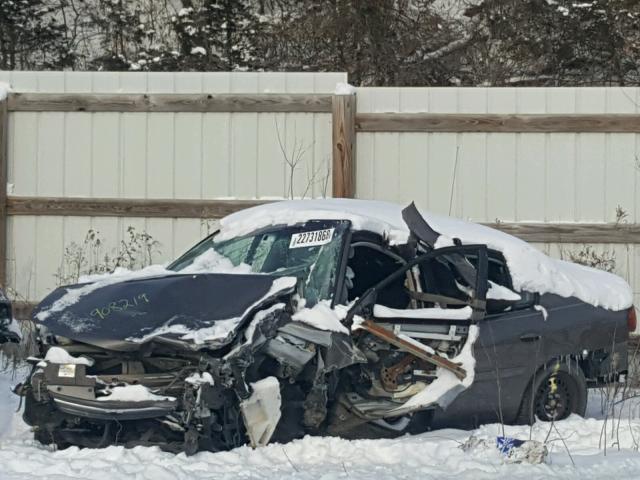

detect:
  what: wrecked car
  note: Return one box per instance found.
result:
[10,199,635,453]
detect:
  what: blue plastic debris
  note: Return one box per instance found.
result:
[496,436,526,455]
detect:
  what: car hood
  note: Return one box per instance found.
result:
[32,273,297,351]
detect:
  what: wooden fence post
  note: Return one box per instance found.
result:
[332,93,356,198]
[0,96,7,289]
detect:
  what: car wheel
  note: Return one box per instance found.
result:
[517,361,587,424]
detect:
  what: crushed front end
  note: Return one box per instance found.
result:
[20,338,281,454]
[17,270,366,454]
[17,272,309,454]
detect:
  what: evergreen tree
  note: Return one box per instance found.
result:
[259,0,467,85]
[1,0,640,86]
[88,0,177,71]
[466,0,640,85]
[0,0,72,70]
[170,0,261,71]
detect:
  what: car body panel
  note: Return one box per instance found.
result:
[431,294,629,429]
[33,273,296,351]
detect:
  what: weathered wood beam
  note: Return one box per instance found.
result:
[332,94,357,198]
[7,197,269,219]
[6,196,639,244]
[356,113,640,133]
[484,222,640,244]
[0,99,7,288]
[8,93,333,113]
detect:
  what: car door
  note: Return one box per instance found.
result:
[395,203,544,426]
[365,244,490,352]
[343,244,489,416]
[466,300,545,425]
[430,253,545,429]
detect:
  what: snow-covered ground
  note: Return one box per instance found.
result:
[2,363,640,480]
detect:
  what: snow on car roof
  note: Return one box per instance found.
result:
[220,199,633,312]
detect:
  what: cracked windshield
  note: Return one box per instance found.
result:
[170,221,349,305]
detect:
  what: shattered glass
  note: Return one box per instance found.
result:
[170,221,349,306]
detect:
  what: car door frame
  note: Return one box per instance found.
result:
[431,249,547,428]
[344,243,490,329]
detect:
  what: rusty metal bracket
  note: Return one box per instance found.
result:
[359,319,467,381]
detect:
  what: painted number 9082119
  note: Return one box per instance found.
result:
[90,293,150,320]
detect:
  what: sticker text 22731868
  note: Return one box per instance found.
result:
[289,228,335,249]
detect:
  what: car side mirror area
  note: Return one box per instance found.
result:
[0,290,19,344]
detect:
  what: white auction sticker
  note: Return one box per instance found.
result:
[289,228,335,249]
[58,364,76,378]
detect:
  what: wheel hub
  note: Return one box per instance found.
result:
[535,373,573,421]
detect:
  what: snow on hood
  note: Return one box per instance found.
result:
[33,247,295,347]
[36,250,251,322]
[129,276,297,345]
[34,273,298,349]
[220,199,633,311]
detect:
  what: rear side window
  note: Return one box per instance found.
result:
[465,251,534,314]
[464,250,513,289]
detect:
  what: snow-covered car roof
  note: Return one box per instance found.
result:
[220,199,633,312]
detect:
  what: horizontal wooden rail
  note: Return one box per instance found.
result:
[7,197,268,219]
[356,113,640,133]
[8,93,333,113]
[483,222,640,244]
[6,196,640,243]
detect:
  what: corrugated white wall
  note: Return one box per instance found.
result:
[1,71,345,300]
[356,87,640,309]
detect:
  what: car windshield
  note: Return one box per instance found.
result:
[169,220,350,305]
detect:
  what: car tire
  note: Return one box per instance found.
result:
[517,360,587,424]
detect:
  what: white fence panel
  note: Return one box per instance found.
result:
[356,86,640,309]
[2,77,639,309]
[0,71,345,300]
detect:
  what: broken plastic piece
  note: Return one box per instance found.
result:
[240,376,282,448]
